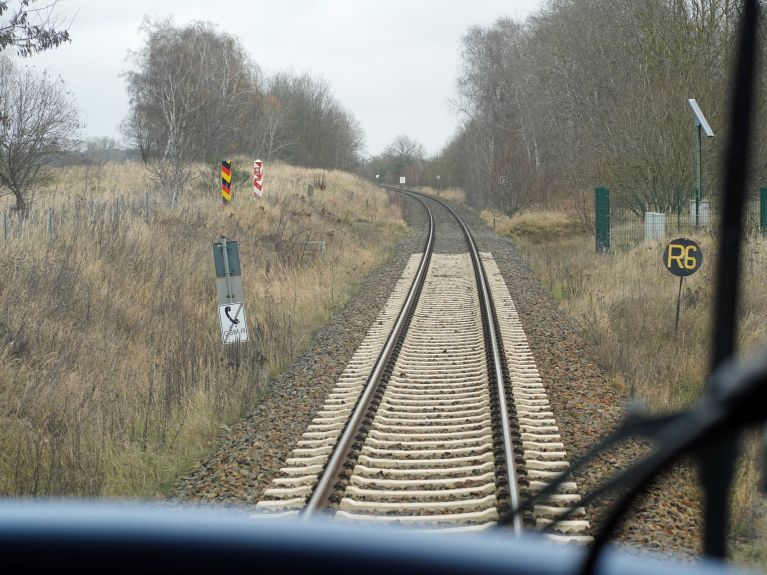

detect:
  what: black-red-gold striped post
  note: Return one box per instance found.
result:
[221,160,232,205]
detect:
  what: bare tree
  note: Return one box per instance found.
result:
[0,0,70,56]
[381,135,426,184]
[267,96,294,161]
[0,55,79,215]
[434,0,748,215]
[262,72,364,170]
[85,136,119,158]
[122,19,259,204]
[123,19,366,185]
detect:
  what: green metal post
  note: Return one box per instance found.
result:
[595,186,610,252]
[695,124,702,227]
[761,187,767,235]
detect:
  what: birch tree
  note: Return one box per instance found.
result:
[0,55,79,215]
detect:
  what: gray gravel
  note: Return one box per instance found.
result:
[170,191,702,559]
[170,193,429,507]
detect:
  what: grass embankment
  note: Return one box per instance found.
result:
[412,186,466,205]
[0,161,406,497]
[481,207,767,562]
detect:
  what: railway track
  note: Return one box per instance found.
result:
[255,189,590,541]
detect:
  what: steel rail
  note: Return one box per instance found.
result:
[301,191,435,519]
[387,187,523,536]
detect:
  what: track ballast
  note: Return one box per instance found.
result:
[255,189,590,541]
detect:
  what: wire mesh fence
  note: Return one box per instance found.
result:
[1,193,155,242]
[596,187,766,251]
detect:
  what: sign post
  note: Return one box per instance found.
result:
[213,237,248,344]
[662,237,703,332]
[253,159,264,199]
[687,99,714,228]
[595,186,610,252]
[221,160,232,205]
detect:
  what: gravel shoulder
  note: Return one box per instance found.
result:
[170,192,702,559]
[170,194,428,507]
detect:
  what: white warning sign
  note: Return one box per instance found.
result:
[218,302,249,344]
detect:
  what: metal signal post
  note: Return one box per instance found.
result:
[213,237,248,344]
[688,99,714,228]
[662,238,703,332]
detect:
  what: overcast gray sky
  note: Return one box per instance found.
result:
[27,0,543,157]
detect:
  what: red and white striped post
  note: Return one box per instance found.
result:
[252,159,264,199]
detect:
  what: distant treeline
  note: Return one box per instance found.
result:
[121,19,364,199]
[422,0,767,215]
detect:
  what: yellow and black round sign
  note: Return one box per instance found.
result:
[663,238,703,277]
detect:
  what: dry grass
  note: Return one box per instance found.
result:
[413,186,466,205]
[481,209,586,242]
[482,208,767,560]
[0,161,406,497]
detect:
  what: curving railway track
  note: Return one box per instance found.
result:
[255,189,590,541]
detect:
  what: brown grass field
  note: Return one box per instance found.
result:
[0,161,406,498]
[4,169,767,562]
[479,206,767,565]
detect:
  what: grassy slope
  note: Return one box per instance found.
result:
[0,162,406,497]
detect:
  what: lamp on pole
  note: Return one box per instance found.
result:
[688,99,715,227]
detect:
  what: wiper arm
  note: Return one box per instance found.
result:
[507,349,767,575]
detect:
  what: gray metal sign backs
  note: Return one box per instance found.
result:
[213,237,249,343]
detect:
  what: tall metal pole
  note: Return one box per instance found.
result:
[221,237,234,303]
[688,99,713,228]
[674,277,683,332]
[695,123,702,227]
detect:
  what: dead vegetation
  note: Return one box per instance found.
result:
[481,209,587,243]
[0,160,405,497]
[483,208,767,561]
